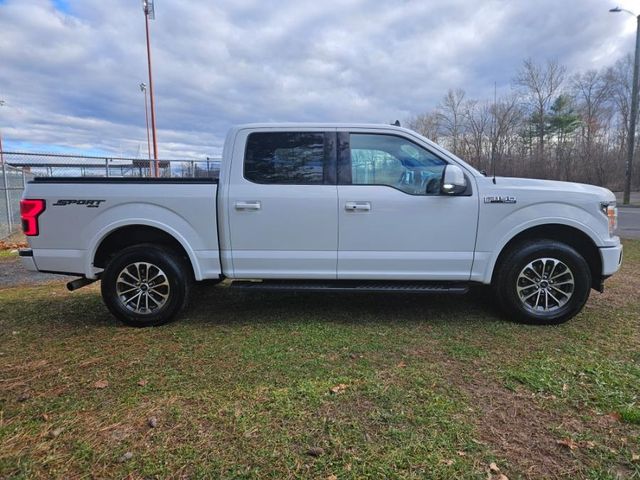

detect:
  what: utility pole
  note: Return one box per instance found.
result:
[142,0,159,177]
[0,100,5,166]
[610,7,640,205]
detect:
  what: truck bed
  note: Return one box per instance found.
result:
[23,177,221,280]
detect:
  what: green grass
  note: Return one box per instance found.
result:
[1,241,639,479]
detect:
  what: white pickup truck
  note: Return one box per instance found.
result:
[19,123,622,327]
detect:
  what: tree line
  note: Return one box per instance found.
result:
[407,57,639,190]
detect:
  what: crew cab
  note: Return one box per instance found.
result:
[19,123,623,326]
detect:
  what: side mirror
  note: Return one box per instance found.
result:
[440,165,467,195]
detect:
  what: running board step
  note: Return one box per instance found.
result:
[229,280,469,294]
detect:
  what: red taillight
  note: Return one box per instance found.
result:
[20,199,46,236]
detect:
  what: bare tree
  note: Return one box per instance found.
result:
[492,93,524,177]
[571,69,613,184]
[436,89,467,155]
[404,56,637,190]
[407,112,441,143]
[463,100,491,171]
[515,58,566,174]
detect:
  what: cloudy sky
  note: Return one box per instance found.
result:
[0,0,638,158]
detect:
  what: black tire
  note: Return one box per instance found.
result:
[100,244,191,327]
[493,239,591,325]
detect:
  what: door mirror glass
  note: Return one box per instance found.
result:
[440,165,467,195]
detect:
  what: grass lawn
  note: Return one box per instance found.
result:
[1,241,639,479]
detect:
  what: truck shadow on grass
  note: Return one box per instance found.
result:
[0,282,505,329]
[182,284,503,327]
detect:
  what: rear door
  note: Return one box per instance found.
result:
[226,129,338,279]
[337,130,478,280]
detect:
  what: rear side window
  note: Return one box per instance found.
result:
[244,132,326,184]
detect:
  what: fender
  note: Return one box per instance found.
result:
[83,203,206,280]
[472,205,607,285]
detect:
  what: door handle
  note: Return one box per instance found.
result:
[345,201,371,212]
[235,201,261,210]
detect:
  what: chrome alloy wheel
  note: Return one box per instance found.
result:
[516,257,575,313]
[115,262,170,314]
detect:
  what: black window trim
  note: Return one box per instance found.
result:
[243,131,337,186]
[337,131,472,196]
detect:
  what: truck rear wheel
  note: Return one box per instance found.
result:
[100,244,191,327]
[493,240,591,325]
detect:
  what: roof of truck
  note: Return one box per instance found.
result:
[233,122,410,131]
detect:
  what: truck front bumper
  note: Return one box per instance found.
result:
[19,248,38,272]
[600,240,623,277]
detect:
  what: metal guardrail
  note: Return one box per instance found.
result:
[0,152,221,239]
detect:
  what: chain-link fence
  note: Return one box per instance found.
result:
[0,152,221,239]
[1,162,33,239]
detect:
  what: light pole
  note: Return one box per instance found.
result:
[142,0,159,177]
[0,99,12,233]
[0,100,5,166]
[610,6,640,205]
[139,83,153,175]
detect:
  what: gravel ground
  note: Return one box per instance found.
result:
[0,255,74,288]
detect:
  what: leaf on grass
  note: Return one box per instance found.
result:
[456,450,466,456]
[47,427,63,439]
[396,361,407,368]
[137,379,148,387]
[556,438,578,450]
[496,475,509,480]
[606,411,622,422]
[631,453,639,462]
[330,384,348,394]
[118,451,133,463]
[440,459,454,466]
[327,475,338,480]
[489,462,500,473]
[306,446,324,457]
[94,380,109,389]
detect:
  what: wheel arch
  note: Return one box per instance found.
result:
[90,223,199,280]
[490,224,602,290]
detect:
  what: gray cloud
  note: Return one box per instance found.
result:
[0,0,636,158]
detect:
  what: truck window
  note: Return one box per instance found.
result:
[244,132,326,185]
[350,134,446,195]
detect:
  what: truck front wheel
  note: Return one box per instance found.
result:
[493,240,591,325]
[100,244,191,327]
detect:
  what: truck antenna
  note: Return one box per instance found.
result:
[491,81,497,184]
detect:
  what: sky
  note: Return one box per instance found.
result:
[0,0,638,159]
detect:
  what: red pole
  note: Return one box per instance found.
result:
[144,11,159,177]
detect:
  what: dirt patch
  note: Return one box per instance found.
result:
[463,377,581,478]
[447,361,636,479]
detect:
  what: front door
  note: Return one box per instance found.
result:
[227,129,338,279]
[337,131,478,280]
